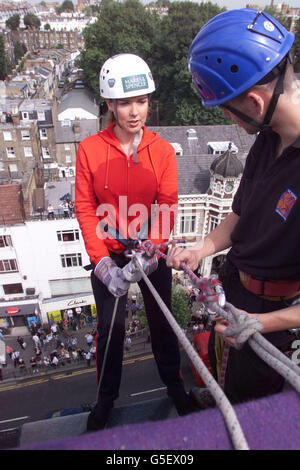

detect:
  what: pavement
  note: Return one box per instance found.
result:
[0,321,152,385]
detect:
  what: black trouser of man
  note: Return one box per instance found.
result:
[91,251,184,408]
[208,259,296,405]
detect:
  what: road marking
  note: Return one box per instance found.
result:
[130,386,166,397]
[0,416,29,424]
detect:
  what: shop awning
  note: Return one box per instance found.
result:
[0,303,40,318]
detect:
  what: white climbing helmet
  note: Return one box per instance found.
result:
[99,53,155,99]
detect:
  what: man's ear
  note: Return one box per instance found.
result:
[245,90,268,117]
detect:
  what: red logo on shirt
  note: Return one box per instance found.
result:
[275,189,297,221]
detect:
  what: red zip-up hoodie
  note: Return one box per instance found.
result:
[75,124,178,266]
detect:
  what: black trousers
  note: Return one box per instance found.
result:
[208,259,296,404]
[91,252,184,407]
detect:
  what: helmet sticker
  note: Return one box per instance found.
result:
[264,21,275,32]
[108,79,115,88]
[122,74,148,93]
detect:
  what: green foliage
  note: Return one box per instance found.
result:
[79,0,227,125]
[56,0,75,14]
[44,23,51,31]
[293,19,300,73]
[13,41,26,62]
[6,14,20,30]
[0,34,9,80]
[24,13,41,29]
[136,287,191,331]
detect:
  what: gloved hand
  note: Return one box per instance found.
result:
[94,257,130,297]
[121,252,158,283]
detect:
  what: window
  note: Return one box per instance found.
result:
[40,128,47,140]
[209,216,219,233]
[9,164,18,173]
[0,235,12,248]
[66,155,71,163]
[42,147,50,159]
[57,229,79,242]
[21,130,30,140]
[37,111,45,121]
[0,259,18,273]
[64,144,70,151]
[22,111,29,120]
[61,253,82,268]
[3,131,12,141]
[180,215,196,234]
[24,146,33,157]
[3,283,23,295]
[6,147,15,158]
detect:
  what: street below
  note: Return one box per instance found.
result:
[0,348,196,432]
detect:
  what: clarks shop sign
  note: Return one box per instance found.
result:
[67,298,86,307]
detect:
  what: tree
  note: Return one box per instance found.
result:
[6,14,20,31]
[293,19,300,72]
[44,23,51,31]
[13,41,26,62]
[79,0,228,125]
[80,0,160,101]
[24,13,41,29]
[57,0,75,14]
[0,34,9,80]
[136,287,191,332]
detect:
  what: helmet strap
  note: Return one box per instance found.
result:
[222,53,290,132]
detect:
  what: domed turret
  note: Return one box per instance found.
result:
[210,143,243,178]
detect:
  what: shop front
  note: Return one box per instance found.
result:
[0,301,41,335]
[41,292,97,326]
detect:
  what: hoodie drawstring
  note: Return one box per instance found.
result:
[104,144,110,190]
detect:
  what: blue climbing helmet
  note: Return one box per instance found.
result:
[188,8,294,108]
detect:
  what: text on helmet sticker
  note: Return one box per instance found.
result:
[122,74,148,93]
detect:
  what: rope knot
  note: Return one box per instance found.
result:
[223,312,264,350]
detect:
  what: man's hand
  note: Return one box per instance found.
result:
[166,246,201,271]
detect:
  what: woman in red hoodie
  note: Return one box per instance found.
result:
[76,54,197,431]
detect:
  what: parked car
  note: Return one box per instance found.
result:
[58,80,65,88]
[190,332,213,387]
[74,80,85,89]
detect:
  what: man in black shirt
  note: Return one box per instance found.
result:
[167,9,300,403]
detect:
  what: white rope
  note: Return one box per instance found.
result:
[211,301,300,393]
[132,256,250,451]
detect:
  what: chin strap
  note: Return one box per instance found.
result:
[222,53,291,132]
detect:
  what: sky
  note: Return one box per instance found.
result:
[26,0,300,8]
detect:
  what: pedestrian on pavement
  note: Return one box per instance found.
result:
[18,357,26,375]
[17,336,26,350]
[167,8,300,404]
[30,356,38,374]
[85,333,93,348]
[51,323,58,337]
[76,53,198,432]
[6,346,13,359]
[12,350,20,368]
[32,334,41,349]
[85,350,91,368]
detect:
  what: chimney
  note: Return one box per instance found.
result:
[73,122,80,134]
